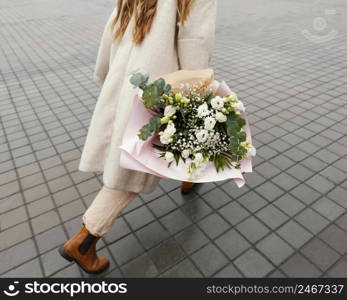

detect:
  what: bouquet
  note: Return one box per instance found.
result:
[120,69,255,183]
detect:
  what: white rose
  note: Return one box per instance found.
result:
[211,96,224,110]
[160,133,171,145]
[235,101,245,113]
[196,129,209,143]
[204,117,216,130]
[194,153,204,164]
[215,112,227,122]
[247,146,256,157]
[182,149,190,159]
[164,152,175,163]
[164,105,176,117]
[164,123,176,136]
[197,103,210,117]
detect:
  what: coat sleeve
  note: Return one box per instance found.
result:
[177,0,217,70]
[94,9,117,85]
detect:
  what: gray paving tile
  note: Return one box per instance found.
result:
[51,264,82,278]
[162,259,202,278]
[295,208,330,234]
[103,217,131,245]
[318,224,347,255]
[148,238,185,273]
[0,239,38,274]
[312,198,345,221]
[277,220,313,249]
[108,234,144,266]
[236,217,270,243]
[237,191,268,213]
[256,233,294,265]
[57,199,85,222]
[41,247,72,276]
[274,193,305,216]
[202,188,232,209]
[326,256,347,278]
[280,253,322,277]
[234,249,274,277]
[135,221,169,250]
[198,213,230,239]
[213,263,242,278]
[0,193,24,214]
[0,222,32,251]
[327,186,347,208]
[35,225,67,254]
[335,213,347,231]
[121,253,158,278]
[290,183,321,205]
[27,196,55,218]
[0,206,28,230]
[174,224,209,254]
[191,243,229,277]
[256,204,289,230]
[219,201,250,225]
[300,238,340,272]
[147,195,177,218]
[1,258,43,278]
[30,210,61,235]
[215,229,251,260]
[160,209,192,234]
[306,175,335,194]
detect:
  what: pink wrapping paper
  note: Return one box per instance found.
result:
[120,81,253,187]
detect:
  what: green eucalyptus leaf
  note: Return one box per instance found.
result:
[138,116,162,140]
[130,73,149,88]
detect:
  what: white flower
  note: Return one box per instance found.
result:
[164,152,175,163]
[164,105,176,117]
[247,146,256,157]
[138,89,143,99]
[235,101,245,113]
[164,123,176,136]
[211,96,224,110]
[196,129,209,143]
[197,103,210,117]
[194,153,204,164]
[215,112,227,122]
[160,134,171,145]
[204,117,216,130]
[182,149,190,159]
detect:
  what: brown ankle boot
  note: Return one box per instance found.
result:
[181,181,195,194]
[59,225,109,274]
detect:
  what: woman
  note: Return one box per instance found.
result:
[59,0,217,274]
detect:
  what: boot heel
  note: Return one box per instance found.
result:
[59,246,74,262]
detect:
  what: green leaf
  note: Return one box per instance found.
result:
[237,118,246,128]
[174,152,181,166]
[153,78,165,90]
[130,73,149,88]
[163,84,172,94]
[138,116,162,140]
[143,85,160,108]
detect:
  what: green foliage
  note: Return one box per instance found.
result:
[138,116,162,140]
[213,153,235,172]
[141,78,172,109]
[130,73,149,88]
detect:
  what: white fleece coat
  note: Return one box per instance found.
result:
[78,0,217,193]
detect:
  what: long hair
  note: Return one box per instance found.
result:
[111,0,194,44]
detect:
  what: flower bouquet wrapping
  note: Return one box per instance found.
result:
[120,69,255,187]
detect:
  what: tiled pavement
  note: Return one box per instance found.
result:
[0,0,346,278]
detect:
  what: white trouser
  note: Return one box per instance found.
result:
[83,186,137,237]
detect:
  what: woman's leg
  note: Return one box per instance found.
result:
[59,185,137,274]
[83,186,137,236]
